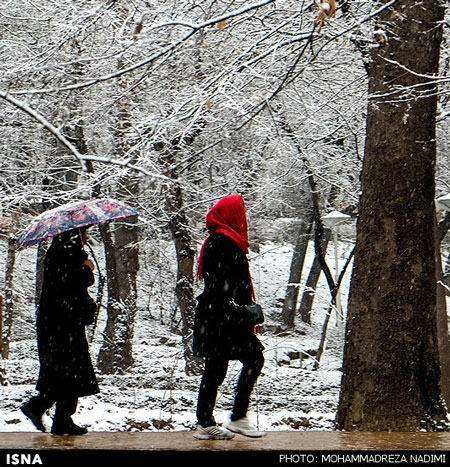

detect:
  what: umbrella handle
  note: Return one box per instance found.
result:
[86,242,101,272]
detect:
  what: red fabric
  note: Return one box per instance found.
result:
[197,194,255,301]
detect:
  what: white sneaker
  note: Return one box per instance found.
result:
[226,417,265,438]
[193,424,235,440]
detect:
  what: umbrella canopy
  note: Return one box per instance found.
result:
[17,198,139,248]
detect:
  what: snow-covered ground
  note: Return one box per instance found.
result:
[0,238,352,434]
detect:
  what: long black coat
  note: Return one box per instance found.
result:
[36,235,99,398]
[193,232,263,359]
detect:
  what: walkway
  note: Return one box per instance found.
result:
[0,431,449,465]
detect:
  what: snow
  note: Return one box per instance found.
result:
[0,239,352,434]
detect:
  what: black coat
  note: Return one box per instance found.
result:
[35,235,99,398]
[193,232,263,359]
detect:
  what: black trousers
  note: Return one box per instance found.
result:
[26,393,78,420]
[196,348,264,427]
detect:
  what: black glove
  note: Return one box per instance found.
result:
[245,304,264,325]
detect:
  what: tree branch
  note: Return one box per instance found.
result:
[0,90,171,183]
[8,0,276,96]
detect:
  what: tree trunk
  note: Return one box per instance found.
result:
[1,236,16,359]
[282,216,313,328]
[436,214,450,408]
[2,212,20,361]
[336,0,447,431]
[34,241,49,307]
[435,221,450,408]
[165,182,202,376]
[97,97,140,374]
[155,130,204,376]
[96,164,139,373]
[298,229,331,324]
[314,246,355,370]
[0,295,4,385]
[0,295,2,357]
[97,213,139,373]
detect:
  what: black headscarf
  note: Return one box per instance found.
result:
[46,227,88,264]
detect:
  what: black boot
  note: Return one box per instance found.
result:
[51,417,88,435]
[20,402,46,433]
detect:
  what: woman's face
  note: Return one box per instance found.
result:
[81,231,89,246]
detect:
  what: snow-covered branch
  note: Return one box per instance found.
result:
[0,90,171,183]
[8,0,276,96]
[0,90,88,170]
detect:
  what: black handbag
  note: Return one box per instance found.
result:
[245,304,264,325]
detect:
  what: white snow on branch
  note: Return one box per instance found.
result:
[8,0,276,97]
[0,90,171,183]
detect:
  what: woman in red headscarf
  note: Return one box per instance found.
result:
[193,194,265,440]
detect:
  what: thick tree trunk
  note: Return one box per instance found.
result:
[336,1,447,431]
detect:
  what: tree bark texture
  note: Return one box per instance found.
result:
[336,0,447,431]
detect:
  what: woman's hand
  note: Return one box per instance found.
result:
[253,325,262,336]
[83,259,95,271]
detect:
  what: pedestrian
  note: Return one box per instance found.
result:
[193,194,265,440]
[21,227,99,435]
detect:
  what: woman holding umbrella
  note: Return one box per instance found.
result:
[17,198,138,434]
[21,227,99,435]
[193,194,265,440]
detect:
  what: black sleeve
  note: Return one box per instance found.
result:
[203,234,259,326]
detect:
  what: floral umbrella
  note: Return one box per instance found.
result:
[16,198,139,248]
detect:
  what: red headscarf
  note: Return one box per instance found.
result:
[197,194,255,301]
